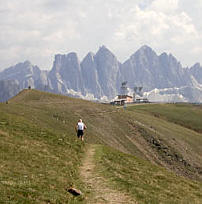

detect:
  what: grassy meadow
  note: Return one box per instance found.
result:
[126,103,202,179]
[0,89,201,203]
[127,103,202,133]
[0,90,87,203]
[95,145,202,204]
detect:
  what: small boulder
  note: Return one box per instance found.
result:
[67,187,82,196]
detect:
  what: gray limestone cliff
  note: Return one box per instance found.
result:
[0,45,202,102]
[0,80,20,102]
[48,53,84,95]
[189,63,202,84]
[120,45,191,91]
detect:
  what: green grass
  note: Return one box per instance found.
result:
[127,103,202,133]
[125,104,202,180]
[0,90,142,203]
[95,145,202,204]
[0,90,202,203]
[0,91,87,203]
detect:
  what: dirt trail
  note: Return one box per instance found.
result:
[0,129,9,137]
[80,145,136,204]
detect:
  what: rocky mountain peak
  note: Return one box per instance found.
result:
[136,45,155,55]
[67,52,78,59]
[65,52,80,68]
[129,45,157,63]
[159,52,179,66]
[52,52,80,73]
[159,52,168,58]
[139,45,153,51]
[86,52,95,59]
[191,63,201,69]
[189,62,202,84]
[23,60,32,66]
[96,45,115,58]
[0,45,202,103]
[53,54,66,72]
[168,53,178,61]
[0,61,40,79]
[81,52,95,66]
[54,54,66,62]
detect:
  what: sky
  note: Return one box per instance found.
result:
[0,0,202,70]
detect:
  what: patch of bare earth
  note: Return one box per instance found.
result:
[80,145,136,204]
[0,129,9,137]
[129,120,202,181]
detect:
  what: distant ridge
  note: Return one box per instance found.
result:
[0,45,202,102]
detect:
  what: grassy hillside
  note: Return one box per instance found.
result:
[127,103,202,133]
[95,145,202,204]
[0,90,201,203]
[0,90,87,203]
[126,103,202,180]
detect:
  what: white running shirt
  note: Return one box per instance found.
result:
[77,122,84,130]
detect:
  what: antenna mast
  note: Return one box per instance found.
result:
[121,81,128,95]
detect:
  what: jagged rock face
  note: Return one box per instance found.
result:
[180,86,202,103]
[158,53,192,88]
[81,52,102,98]
[48,53,84,94]
[35,70,52,92]
[93,46,121,98]
[49,46,121,99]
[0,80,20,102]
[0,61,42,89]
[189,63,202,84]
[121,46,159,90]
[0,61,50,101]
[0,45,202,102]
[120,46,191,91]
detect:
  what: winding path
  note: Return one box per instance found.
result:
[80,144,136,204]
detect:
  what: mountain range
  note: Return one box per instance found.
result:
[0,45,202,102]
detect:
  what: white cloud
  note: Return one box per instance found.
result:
[0,0,202,70]
[150,0,179,12]
[111,1,202,66]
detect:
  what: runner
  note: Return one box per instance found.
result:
[75,119,87,141]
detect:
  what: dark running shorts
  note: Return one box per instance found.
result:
[77,130,84,137]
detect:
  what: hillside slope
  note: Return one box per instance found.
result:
[126,104,202,180]
[0,90,201,203]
